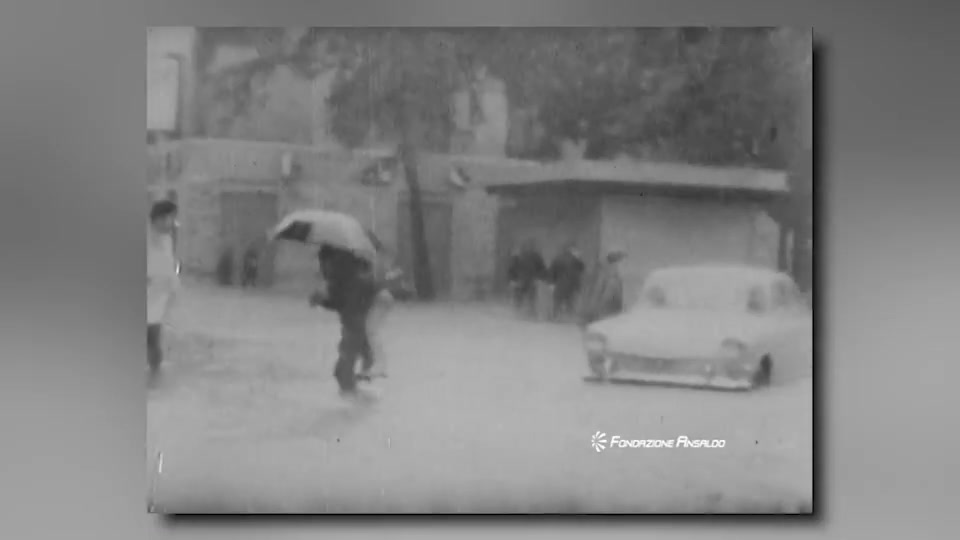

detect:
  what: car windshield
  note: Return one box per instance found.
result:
[637,272,767,312]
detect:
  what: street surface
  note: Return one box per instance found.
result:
[147,282,812,513]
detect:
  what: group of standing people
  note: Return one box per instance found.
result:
[215,243,262,288]
[506,240,627,327]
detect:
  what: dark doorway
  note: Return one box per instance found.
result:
[220,188,279,287]
[396,192,453,298]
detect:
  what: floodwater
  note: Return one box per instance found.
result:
[147,283,812,513]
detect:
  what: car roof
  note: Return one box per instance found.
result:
[646,264,791,287]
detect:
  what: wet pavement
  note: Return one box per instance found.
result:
[147,283,812,513]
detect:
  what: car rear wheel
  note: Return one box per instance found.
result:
[588,354,609,380]
[750,357,773,388]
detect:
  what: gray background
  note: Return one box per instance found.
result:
[1,0,957,538]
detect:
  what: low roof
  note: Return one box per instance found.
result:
[648,264,790,285]
[450,155,789,194]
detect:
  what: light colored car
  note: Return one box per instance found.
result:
[582,264,813,390]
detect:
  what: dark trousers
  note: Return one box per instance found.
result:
[147,324,163,370]
[553,287,578,320]
[241,262,258,288]
[359,328,375,372]
[333,318,374,392]
[513,282,537,315]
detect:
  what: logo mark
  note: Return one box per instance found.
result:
[591,431,608,452]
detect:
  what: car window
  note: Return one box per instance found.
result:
[639,276,756,312]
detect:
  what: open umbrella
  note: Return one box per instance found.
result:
[268,209,377,262]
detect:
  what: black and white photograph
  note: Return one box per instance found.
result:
[146,26,813,514]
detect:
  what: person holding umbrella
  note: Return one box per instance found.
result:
[317,227,392,383]
[309,245,380,398]
[270,209,383,400]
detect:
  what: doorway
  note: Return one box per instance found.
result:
[219,188,279,287]
[396,192,453,298]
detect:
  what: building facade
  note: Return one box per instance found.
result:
[485,162,787,306]
[147,28,792,304]
[152,140,500,300]
[147,27,514,300]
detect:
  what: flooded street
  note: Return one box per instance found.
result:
[148,283,812,513]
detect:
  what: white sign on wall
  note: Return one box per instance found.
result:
[147,55,180,132]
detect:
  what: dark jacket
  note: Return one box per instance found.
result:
[549,251,586,294]
[507,249,547,287]
[315,247,379,325]
[243,246,259,268]
[578,262,624,325]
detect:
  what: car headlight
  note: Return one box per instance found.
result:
[584,333,608,354]
[720,338,747,359]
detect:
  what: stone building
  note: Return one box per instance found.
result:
[149,139,501,300]
[147,28,515,300]
[483,160,787,306]
[150,137,788,303]
[147,28,791,303]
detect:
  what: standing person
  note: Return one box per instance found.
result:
[358,249,397,380]
[549,242,586,321]
[505,247,520,305]
[216,246,234,286]
[506,240,547,318]
[578,249,627,327]
[309,245,379,398]
[240,243,259,288]
[360,279,394,380]
[147,200,180,379]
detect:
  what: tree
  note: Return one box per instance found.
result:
[195,28,341,141]
[657,28,812,284]
[325,29,483,300]
[473,28,679,160]
[196,28,470,300]
[485,27,812,286]
[467,28,736,161]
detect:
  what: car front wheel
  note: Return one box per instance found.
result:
[588,354,609,380]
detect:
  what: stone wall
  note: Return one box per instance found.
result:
[155,139,500,300]
[151,139,788,302]
[175,179,222,273]
[419,155,499,299]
